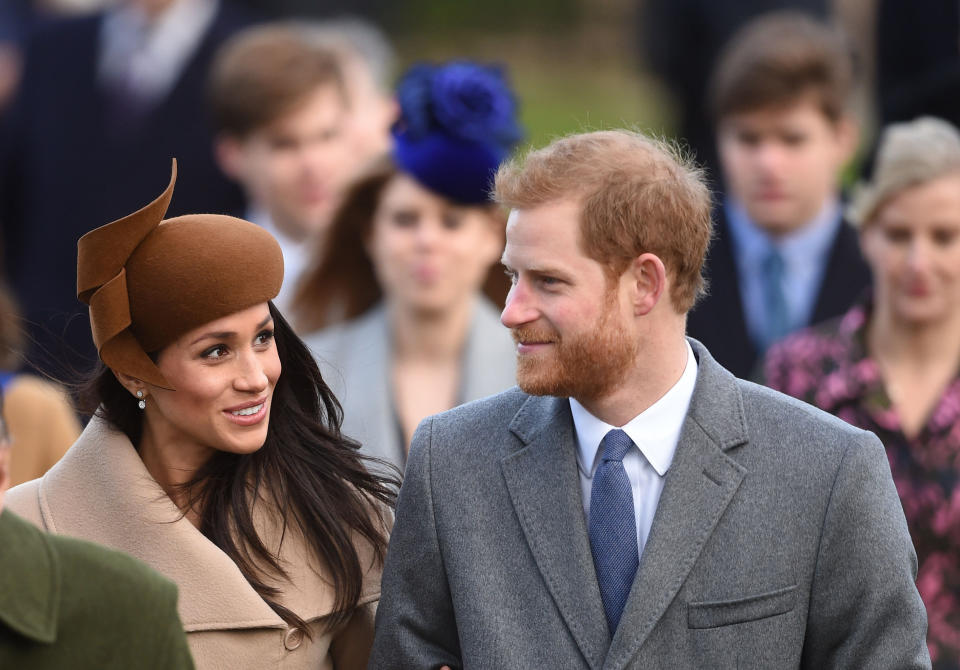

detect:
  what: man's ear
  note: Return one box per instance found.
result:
[834,115,860,166]
[214,134,246,181]
[629,253,667,316]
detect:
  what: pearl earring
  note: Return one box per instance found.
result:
[136,390,146,410]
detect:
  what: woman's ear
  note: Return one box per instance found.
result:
[629,253,667,316]
[113,371,146,399]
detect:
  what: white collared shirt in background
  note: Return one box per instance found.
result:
[571,340,698,558]
[98,0,217,104]
[247,207,313,316]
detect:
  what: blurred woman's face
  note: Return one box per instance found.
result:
[862,173,960,326]
[143,303,281,459]
[366,174,503,315]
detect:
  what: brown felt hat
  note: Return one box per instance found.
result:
[77,160,284,390]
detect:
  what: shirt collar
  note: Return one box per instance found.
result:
[570,340,698,478]
[725,196,841,274]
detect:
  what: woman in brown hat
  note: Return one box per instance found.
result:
[5,162,396,670]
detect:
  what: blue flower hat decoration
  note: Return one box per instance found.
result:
[392,61,524,205]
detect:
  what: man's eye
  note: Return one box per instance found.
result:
[883,227,911,244]
[932,228,958,246]
[504,268,518,284]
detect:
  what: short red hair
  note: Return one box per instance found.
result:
[494,129,712,313]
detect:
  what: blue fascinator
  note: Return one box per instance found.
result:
[392,61,524,205]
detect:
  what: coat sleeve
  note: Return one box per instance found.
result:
[368,417,462,669]
[801,431,931,668]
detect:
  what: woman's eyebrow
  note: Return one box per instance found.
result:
[189,315,273,346]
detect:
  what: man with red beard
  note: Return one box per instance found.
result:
[370,130,929,669]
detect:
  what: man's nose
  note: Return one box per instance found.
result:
[500,280,538,328]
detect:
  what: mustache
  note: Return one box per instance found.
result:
[511,325,559,345]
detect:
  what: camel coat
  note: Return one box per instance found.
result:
[5,416,382,670]
[3,374,81,486]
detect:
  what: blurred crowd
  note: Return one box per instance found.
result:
[0,0,957,667]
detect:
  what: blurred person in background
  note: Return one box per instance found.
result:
[0,392,196,670]
[0,0,254,381]
[210,20,394,313]
[303,18,396,163]
[686,12,870,379]
[295,61,520,471]
[640,0,829,184]
[762,116,960,669]
[0,278,80,485]
[0,0,33,116]
[6,162,397,669]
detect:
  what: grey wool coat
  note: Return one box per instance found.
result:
[370,339,930,669]
[305,298,516,471]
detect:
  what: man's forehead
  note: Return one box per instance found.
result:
[503,202,590,267]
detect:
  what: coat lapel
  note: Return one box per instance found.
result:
[604,341,748,670]
[34,416,349,632]
[501,395,610,670]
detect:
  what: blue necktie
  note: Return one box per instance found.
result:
[760,248,790,350]
[589,428,639,635]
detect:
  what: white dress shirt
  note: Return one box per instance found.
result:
[98,0,217,104]
[571,341,698,557]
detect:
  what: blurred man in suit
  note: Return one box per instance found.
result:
[686,12,871,378]
[370,129,928,669]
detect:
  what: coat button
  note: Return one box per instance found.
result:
[284,627,303,651]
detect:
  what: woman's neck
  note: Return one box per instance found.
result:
[869,302,960,368]
[138,417,214,527]
[388,297,475,362]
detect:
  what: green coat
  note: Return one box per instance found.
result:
[0,509,195,669]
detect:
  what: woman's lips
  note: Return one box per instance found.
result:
[223,399,269,426]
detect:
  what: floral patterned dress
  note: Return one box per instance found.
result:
[762,302,960,669]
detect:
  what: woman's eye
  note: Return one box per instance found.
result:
[391,211,418,227]
[202,345,228,360]
[254,329,275,346]
[442,213,465,229]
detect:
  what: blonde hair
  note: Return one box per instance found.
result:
[847,117,960,227]
[494,129,713,313]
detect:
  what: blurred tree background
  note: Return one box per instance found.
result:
[380,0,673,149]
[220,0,675,150]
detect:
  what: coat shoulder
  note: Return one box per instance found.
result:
[4,478,44,527]
[736,377,876,452]
[52,532,180,612]
[415,388,528,464]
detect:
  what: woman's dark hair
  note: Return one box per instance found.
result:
[78,302,399,635]
[290,154,511,334]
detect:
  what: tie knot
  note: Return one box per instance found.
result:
[600,429,633,462]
